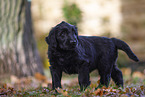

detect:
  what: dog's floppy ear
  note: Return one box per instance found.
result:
[45,36,49,44]
[45,27,57,48]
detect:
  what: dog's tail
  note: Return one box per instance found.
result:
[111,38,139,62]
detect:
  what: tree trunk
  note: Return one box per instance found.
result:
[0,0,44,78]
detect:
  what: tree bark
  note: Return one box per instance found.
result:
[0,0,44,78]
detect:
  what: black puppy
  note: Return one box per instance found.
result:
[45,21,139,91]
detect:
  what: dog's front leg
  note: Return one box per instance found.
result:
[50,66,62,90]
[78,63,91,91]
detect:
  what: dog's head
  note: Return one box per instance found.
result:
[45,21,78,50]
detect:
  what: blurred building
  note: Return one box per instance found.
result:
[32,0,145,61]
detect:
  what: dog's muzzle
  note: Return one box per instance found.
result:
[70,40,77,46]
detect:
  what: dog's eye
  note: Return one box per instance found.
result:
[60,32,65,38]
[61,33,64,35]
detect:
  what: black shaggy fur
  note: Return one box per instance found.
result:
[45,21,139,91]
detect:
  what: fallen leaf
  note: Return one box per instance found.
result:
[125,87,131,93]
[100,89,103,97]
[3,84,7,89]
[94,88,101,95]
[34,72,47,81]
[140,85,144,91]
[101,86,106,89]
[62,91,68,96]
[51,95,56,97]
[120,94,128,97]
[97,80,100,84]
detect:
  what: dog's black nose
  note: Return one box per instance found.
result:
[70,40,77,45]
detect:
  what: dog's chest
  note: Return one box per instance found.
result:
[57,54,77,66]
[56,53,80,74]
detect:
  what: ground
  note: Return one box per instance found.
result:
[0,72,145,97]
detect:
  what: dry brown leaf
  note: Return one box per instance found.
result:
[130,87,133,92]
[126,87,130,93]
[101,86,105,89]
[94,88,101,95]
[34,72,47,81]
[62,91,68,96]
[110,88,113,92]
[140,85,144,91]
[56,87,62,94]
[97,79,100,84]
[120,94,128,97]
[90,83,97,88]
[100,89,103,97]
[55,88,68,96]
[3,83,7,89]
[51,95,56,97]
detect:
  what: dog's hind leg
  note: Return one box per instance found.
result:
[111,65,123,88]
[97,70,111,89]
[96,62,112,89]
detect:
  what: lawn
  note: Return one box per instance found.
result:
[0,73,145,97]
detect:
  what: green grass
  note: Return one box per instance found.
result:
[0,77,144,96]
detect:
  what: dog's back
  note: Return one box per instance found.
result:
[79,36,139,62]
